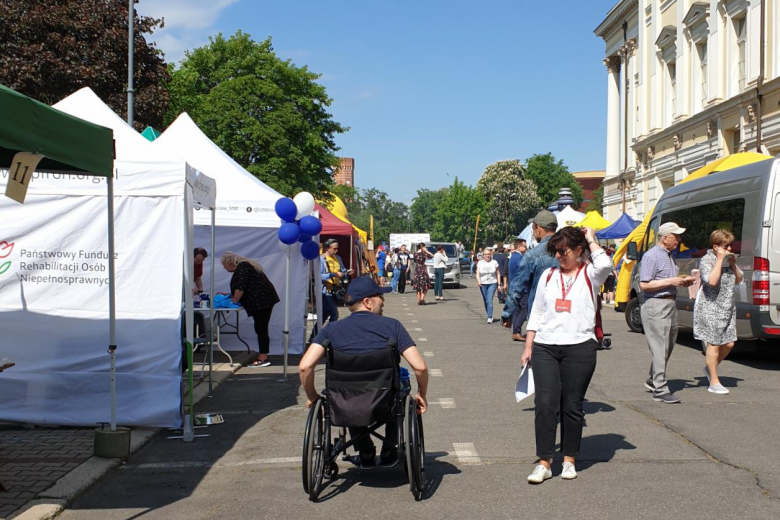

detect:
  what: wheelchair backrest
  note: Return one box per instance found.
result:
[323,339,400,427]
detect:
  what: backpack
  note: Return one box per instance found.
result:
[545,267,604,342]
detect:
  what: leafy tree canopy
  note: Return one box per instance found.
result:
[586,185,604,214]
[0,0,170,131]
[476,160,543,244]
[166,31,347,197]
[524,153,584,208]
[410,188,447,238]
[433,178,485,247]
[345,188,410,245]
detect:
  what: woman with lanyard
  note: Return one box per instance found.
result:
[521,226,613,483]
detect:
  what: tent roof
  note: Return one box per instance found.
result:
[556,206,585,228]
[596,213,638,239]
[0,84,113,176]
[316,203,354,236]
[575,211,612,230]
[53,87,150,161]
[141,126,161,141]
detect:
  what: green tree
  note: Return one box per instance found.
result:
[476,160,543,244]
[524,153,584,208]
[166,31,347,197]
[0,0,170,131]
[586,185,604,214]
[347,188,410,244]
[433,178,485,245]
[410,188,447,238]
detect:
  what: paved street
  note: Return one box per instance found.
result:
[56,281,780,519]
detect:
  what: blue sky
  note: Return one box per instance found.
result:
[138,0,618,204]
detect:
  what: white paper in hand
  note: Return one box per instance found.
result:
[515,365,535,403]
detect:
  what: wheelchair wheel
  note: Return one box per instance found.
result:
[302,399,328,500]
[404,394,426,500]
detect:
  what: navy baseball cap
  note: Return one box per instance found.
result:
[346,276,392,303]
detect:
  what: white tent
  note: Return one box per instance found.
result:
[0,89,215,427]
[152,113,306,355]
[556,206,585,229]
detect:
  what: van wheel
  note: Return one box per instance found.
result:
[625,297,643,333]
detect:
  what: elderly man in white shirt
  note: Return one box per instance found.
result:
[520,226,613,484]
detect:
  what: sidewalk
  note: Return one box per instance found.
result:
[0,350,254,520]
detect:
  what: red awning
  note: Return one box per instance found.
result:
[316,204,353,235]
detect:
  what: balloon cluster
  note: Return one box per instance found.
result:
[275,192,322,261]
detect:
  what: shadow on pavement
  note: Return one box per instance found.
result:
[575,433,636,472]
[316,451,460,502]
[65,359,303,514]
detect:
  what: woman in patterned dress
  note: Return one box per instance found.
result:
[412,242,434,305]
[693,230,743,395]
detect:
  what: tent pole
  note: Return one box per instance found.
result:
[107,175,117,431]
[208,209,215,395]
[302,259,311,350]
[183,190,195,442]
[126,0,134,126]
[280,246,291,381]
[315,233,323,333]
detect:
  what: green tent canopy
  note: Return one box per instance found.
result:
[141,126,161,142]
[0,83,114,176]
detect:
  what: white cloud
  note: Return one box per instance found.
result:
[136,0,241,63]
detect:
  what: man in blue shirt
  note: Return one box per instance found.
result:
[299,277,429,469]
[502,210,559,340]
[376,246,387,284]
[505,238,527,340]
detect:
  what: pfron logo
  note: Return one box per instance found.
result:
[0,240,15,276]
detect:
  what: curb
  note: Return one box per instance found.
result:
[8,354,252,520]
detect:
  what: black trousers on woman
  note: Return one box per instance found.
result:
[250,307,274,355]
[532,340,597,459]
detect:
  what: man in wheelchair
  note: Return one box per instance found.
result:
[299,276,429,469]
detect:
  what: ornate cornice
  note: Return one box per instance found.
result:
[594,0,640,38]
[603,55,621,73]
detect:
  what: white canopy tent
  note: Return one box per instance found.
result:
[152,113,306,355]
[0,139,214,429]
[556,206,585,229]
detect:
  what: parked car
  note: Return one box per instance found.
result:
[625,157,780,343]
[424,242,461,288]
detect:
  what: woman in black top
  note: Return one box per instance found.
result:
[221,251,280,367]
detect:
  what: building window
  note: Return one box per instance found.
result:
[736,16,746,92]
[664,61,676,125]
[698,42,707,108]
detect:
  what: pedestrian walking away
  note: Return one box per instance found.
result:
[433,245,448,300]
[521,226,613,483]
[493,242,508,304]
[412,242,434,305]
[502,210,560,335]
[640,222,694,404]
[476,247,502,323]
[693,229,743,395]
[220,251,280,367]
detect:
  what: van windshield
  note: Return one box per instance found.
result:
[426,245,457,257]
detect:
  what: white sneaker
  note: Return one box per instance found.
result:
[561,461,577,480]
[527,464,552,484]
[487,318,493,324]
[708,383,729,394]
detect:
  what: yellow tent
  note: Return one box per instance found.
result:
[613,152,773,306]
[574,211,612,230]
[322,193,368,244]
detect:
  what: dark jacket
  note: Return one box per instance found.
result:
[230,262,279,315]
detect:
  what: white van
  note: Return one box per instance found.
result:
[626,157,780,343]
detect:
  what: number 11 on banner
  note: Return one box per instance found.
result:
[4,152,43,204]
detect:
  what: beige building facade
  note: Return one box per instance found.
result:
[596,0,780,222]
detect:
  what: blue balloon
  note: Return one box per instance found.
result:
[298,233,312,244]
[299,215,323,236]
[274,197,298,222]
[278,222,301,244]
[301,239,320,260]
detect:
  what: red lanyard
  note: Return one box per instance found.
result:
[559,264,585,300]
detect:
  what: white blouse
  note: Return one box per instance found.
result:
[526,250,613,345]
[477,259,500,285]
[433,252,448,268]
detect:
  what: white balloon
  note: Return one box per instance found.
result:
[293,192,315,219]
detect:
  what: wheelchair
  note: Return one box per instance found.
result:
[302,340,425,501]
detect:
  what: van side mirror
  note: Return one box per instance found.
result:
[626,242,638,261]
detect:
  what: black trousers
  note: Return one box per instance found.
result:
[512,293,528,334]
[349,416,398,455]
[398,269,407,293]
[533,340,597,459]
[250,307,273,355]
